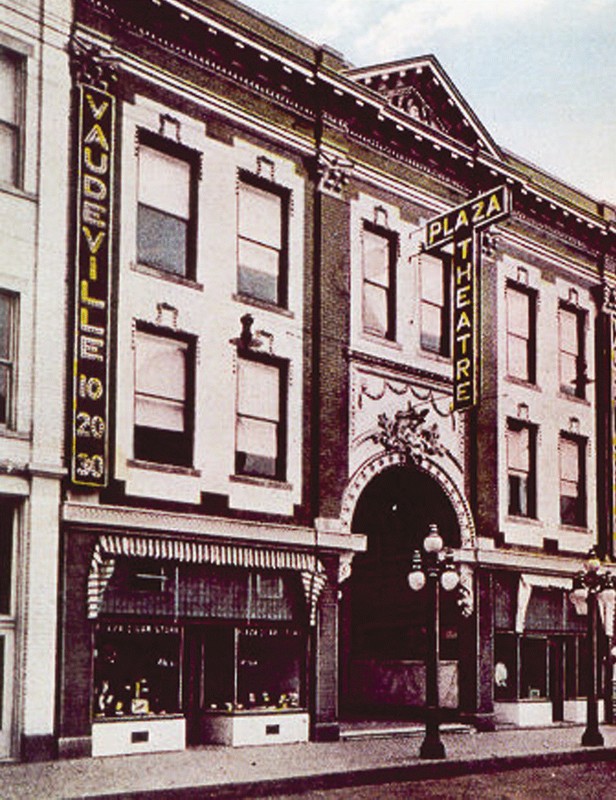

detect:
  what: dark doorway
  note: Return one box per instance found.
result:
[340,465,462,718]
[549,637,565,722]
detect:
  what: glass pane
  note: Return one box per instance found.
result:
[507,426,529,471]
[0,124,16,185]
[0,509,11,615]
[238,183,282,248]
[0,364,9,425]
[0,292,12,358]
[363,283,388,336]
[238,239,279,278]
[238,265,278,305]
[137,204,188,276]
[138,145,190,218]
[237,360,279,421]
[421,302,443,352]
[560,439,579,482]
[363,230,389,286]
[136,333,187,402]
[420,257,444,304]
[0,51,17,124]
[507,334,529,380]
[560,352,577,392]
[236,416,277,457]
[520,638,547,698]
[135,395,184,431]
[507,288,529,337]
[559,308,578,353]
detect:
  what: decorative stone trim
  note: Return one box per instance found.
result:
[316,151,354,196]
[339,450,475,549]
[69,36,118,91]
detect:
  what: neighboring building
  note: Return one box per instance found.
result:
[0,0,72,760]
[6,0,614,761]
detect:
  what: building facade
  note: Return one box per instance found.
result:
[1,0,72,760]
[4,0,616,761]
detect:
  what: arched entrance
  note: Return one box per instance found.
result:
[339,464,463,719]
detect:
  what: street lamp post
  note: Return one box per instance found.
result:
[569,548,616,747]
[407,523,460,760]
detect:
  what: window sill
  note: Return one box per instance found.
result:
[0,182,37,203]
[0,427,30,441]
[505,515,541,526]
[557,391,590,406]
[230,473,292,491]
[505,376,541,392]
[130,262,204,291]
[558,523,589,533]
[418,347,451,365]
[361,332,401,350]
[127,459,201,477]
[233,293,294,318]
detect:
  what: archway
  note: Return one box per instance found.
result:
[339,464,463,720]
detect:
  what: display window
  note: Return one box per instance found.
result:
[93,622,181,718]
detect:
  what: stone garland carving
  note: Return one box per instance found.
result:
[371,401,445,465]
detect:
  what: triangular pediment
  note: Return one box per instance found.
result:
[345,55,501,159]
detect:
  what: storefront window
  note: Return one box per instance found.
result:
[236,627,305,710]
[93,622,181,718]
[520,637,547,698]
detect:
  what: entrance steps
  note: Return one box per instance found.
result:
[340,720,475,741]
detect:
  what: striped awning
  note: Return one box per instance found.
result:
[87,534,327,625]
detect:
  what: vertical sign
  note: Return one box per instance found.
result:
[424,186,509,411]
[452,230,476,410]
[70,84,115,486]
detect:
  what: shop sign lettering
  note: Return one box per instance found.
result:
[424,186,509,410]
[425,185,509,251]
[70,85,115,486]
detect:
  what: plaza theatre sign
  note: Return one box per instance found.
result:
[424,186,509,411]
[69,83,115,486]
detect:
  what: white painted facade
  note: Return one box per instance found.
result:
[0,0,71,760]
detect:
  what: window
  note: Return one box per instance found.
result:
[235,356,286,480]
[506,283,536,383]
[420,254,450,354]
[134,329,194,467]
[0,503,12,615]
[237,176,288,306]
[559,304,586,398]
[362,224,396,339]
[507,420,536,517]
[0,292,16,427]
[137,133,197,277]
[559,434,586,526]
[0,48,23,187]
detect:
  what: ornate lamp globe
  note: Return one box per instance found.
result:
[423,524,443,554]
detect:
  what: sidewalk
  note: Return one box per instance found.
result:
[2,724,616,799]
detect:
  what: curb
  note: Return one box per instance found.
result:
[85,745,616,799]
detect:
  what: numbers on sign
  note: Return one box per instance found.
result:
[76,453,105,480]
[79,374,104,401]
[76,411,106,439]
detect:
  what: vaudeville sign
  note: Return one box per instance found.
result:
[70,84,115,486]
[424,186,509,411]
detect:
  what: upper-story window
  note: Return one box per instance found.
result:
[237,175,288,307]
[134,328,194,467]
[559,434,586,527]
[420,254,450,355]
[0,47,24,187]
[506,420,537,518]
[506,283,536,383]
[559,304,586,399]
[235,355,286,480]
[362,224,396,340]
[0,291,16,427]
[137,132,198,279]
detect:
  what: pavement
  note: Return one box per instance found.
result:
[2,723,616,799]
